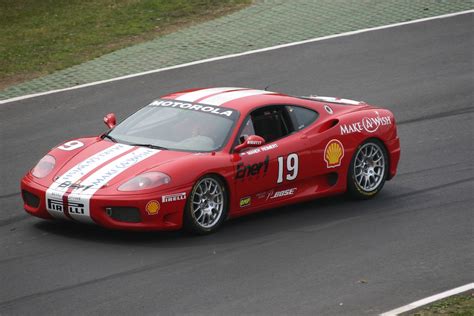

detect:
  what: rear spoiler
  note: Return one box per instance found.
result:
[300,95,365,106]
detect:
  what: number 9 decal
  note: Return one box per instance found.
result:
[58,140,84,151]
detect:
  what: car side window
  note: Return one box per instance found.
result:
[238,105,295,144]
[285,105,319,131]
[238,117,256,144]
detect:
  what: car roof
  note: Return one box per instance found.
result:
[160,87,368,116]
[162,87,296,112]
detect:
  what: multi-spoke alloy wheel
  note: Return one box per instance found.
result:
[348,139,388,199]
[184,175,228,234]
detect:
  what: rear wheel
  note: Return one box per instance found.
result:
[347,139,388,199]
[183,175,228,234]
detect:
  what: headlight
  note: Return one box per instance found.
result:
[31,155,56,178]
[118,171,171,191]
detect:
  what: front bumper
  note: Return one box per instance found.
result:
[21,177,189,231]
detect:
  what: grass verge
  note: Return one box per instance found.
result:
[0,0,251,90]
[407,291,474,316]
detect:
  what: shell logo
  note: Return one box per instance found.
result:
[145,200,160,215]
[324,139,344,168]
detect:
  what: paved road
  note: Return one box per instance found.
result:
[0,13,472,315]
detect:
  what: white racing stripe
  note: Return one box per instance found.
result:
[175,87,244,102]
[45,143,131,219]
[199,89,274,106]
[67,147,160,223]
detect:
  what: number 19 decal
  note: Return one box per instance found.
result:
[277,153,299,183]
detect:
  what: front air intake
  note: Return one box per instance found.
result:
[105,207,141,223]
[22,190,40,208]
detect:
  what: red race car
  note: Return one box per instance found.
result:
[21,87,400,234]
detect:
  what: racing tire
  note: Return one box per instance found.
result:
[347,139,388,199]
[183,175,228,234]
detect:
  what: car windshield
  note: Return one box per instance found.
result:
[107,99,239,152]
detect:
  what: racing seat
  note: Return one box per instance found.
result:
[252,111,286,143]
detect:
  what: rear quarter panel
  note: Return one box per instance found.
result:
[334,107,399,179]
[303,105,399,194]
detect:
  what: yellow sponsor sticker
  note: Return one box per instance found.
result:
[145,200,160,215]
[239,196,251,208]
[324,139,344,168]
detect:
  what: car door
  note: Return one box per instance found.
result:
[231,105,319,212]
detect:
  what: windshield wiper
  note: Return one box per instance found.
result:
[102,134,167,150]
[128,143,168,150]
[102,134,117,142]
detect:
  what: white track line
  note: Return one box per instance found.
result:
[380,282,474,316]
[1,9,472,105]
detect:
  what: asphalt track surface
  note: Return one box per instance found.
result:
[0,13,473,316]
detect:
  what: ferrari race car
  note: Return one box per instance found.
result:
[21,87,400,234]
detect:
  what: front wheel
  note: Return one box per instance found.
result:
[347,139,388,199]
[183,175,228,234]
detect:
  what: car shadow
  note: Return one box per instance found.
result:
[31,189,404,248]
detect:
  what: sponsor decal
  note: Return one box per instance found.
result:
[247,140,263,145]
[162,192,187,203]
[149,99,236,118]
[58,140,84,151]
[340,111,391,135]
[235,155,269,179]
[47,198,64,213]
[270,188,297,199]
[57,180,93,192]
[255,191,271,200]
[73,148,157,191]
[52,144,131,187]
[68,201,85,215]
[324,104,333,114]
[324,139,344,168]
[239,196,251,208]
[145,200,160,215]
[45,143,132,220]
[66,147,160,223]
[242,143,278,156]
[47,196,85,216]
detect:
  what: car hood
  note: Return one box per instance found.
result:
[42,137,195,193]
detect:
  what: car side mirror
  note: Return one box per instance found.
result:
[234,135,265,153]
[103,113,116,129]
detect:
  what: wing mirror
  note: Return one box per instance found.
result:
[103,113,117,129]
[234,135,265,153]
